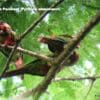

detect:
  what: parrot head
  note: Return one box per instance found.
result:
[38,36,49,44]
[0,22,15,45]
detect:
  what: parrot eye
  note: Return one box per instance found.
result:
[0,31,8,37]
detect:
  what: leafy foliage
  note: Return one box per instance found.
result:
[0,0,100,100]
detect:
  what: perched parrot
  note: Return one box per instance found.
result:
[1,50,79,78]
[2,59,50,78]
[38,34,79,54]
[0,22,23,78]
[38,34,79,63]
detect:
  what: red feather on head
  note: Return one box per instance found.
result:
[0,22,15,45]
[0,22,23,79]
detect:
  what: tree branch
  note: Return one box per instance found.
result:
[0,44,52,62]
[0,0,63,78]
[18,0,64,41]
[31,12,100,99]
[54,76,99,81]
[11,75,100,100]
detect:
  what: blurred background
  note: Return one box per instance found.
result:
[0,0,100,100]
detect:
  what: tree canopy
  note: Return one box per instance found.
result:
[0,0,100,100]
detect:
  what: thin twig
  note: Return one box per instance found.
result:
[54,76,98,82]
[83,79,95,100]
[0,42,19,77]
[0,44,52,62]
[54,77,96,100]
